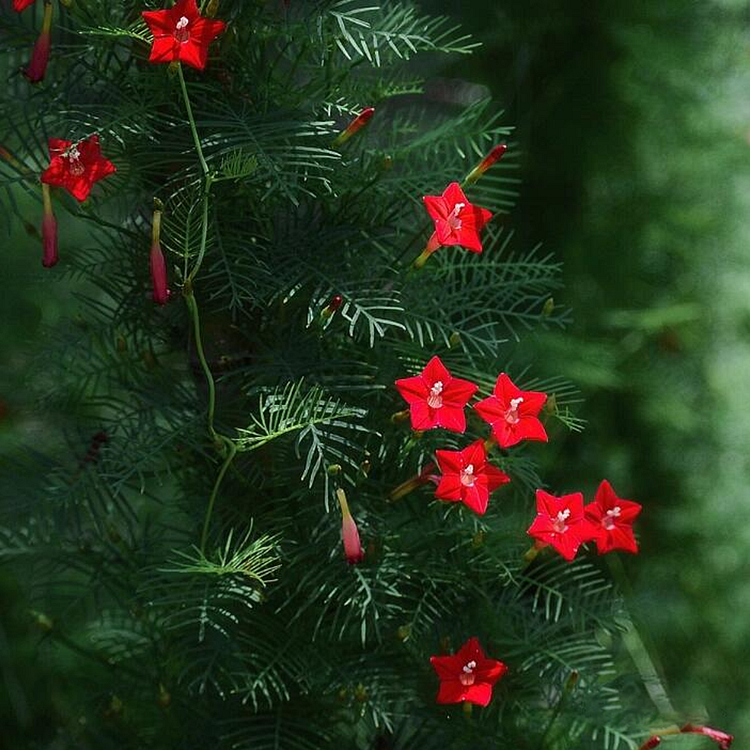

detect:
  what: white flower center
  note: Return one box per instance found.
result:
[427,380,444,409]
[65,146,84,176]
[447,202,465,231]
[175,16,190,42]
[553,508,571,534]
[505,396,524,425]
[460,463,476,487]
[602,506,621,530]
[459,660,477,686]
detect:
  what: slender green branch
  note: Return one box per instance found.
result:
[177,64,210,178]
[200,439,237,554]
[187,179,212,283]
[184,291,218,442]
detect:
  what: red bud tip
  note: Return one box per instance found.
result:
[333,107,375,146]
[41,183,58,268]
[322,294,343,319]
[24,3,53,84]
[681,725,734,749]
[638,738,661,750]
[465,143,508,184]
[336,488,364,564]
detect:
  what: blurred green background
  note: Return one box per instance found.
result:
[3,0,750,744]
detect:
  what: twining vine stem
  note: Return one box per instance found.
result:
[177,63,236,553]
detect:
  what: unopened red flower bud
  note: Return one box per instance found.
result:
[41,183,58,268]
[150,206,170,305]
[336,488,364,564]
[638,738,661,750]
[321,294,343,320]
[24,1,53,84]
[332,107,375,147]
[681,724,733,749]
[464,144,508,185]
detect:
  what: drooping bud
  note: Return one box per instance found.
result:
[150,201,170,305]
[681,724,733,749]
[464,144,508,185]
[332,107,375,147]
[41,183,58,268]
[206,0,220,17]
[336,487,364,564]
[542,297,555,317]
[24,1,53,84]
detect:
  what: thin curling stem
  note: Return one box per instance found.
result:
[184,291,218,442]
[177,64,209,178]
[200,438,237,554]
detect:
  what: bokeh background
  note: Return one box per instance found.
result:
[3,0,750,744]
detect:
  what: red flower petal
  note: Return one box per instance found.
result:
[423,194,448,222]
[442,376,478,406]
[421,355,452,387]
[394,374,428,405]
[436,405,467,433]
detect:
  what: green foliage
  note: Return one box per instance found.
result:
[0,1,659,749]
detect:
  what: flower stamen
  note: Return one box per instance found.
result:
[175,15,191,42]
[460,463,476,487]
[65,145,85,176]
[553,508,571,534]
[459,659,477,686]
[602,506,621,530]
[505,396,524,425]
[427,380,444,409]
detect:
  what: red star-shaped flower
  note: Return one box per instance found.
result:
[430,637,507,706]
[434,439,510,515]
[395,356,478,433]
[142,0,226,71]
[527,490,590,562]
[474,373,548,448]
[13,0,36,10]
[584,480,642,555]
[41,135,116,202]
[423,182,492,254]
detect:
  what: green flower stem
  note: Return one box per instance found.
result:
[200,438,237,554]
[178,63,234,553]
[538,671,578,749]
[177,64,210,179]
[183,290,218,442]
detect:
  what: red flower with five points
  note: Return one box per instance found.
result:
[584,480,641,555]
[434,439,510,515]
[474,373,548,448]
[423,182,492,254]
[395,356,478,433]
[430,637,507,706]
[527,490,590,562]
[41,135,116,202]
[142,0,226,71]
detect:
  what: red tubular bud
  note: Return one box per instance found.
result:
[41,183,58,268]
[321,294,343,320]
[637,738,661,750]
[332,107,375,147]
[681,724,734,749]
[24,2,53,84]
[336,488,364,564]
[464,143,508,185]
[150,207,170,305]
